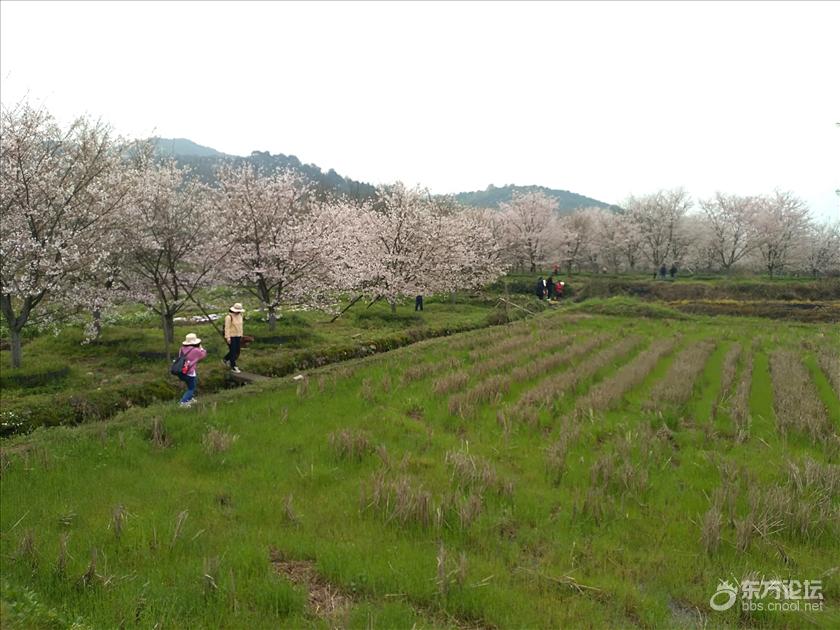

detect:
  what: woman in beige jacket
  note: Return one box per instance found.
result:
[223,303,245,373]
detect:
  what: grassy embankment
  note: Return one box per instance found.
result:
[1,306,838,628]
[0,293,531,434]
[3,275,837,435]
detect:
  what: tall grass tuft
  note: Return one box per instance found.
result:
[730,351,753,442]
[643,340,716,410]
[149,417,170,449]
[203,427,239,455]
[111,504,126,542]
[328,429,372,462]
[701,503,723,556]
[448,375,512,418]
[203,556,221,599]
[171,510,189,549]
[770,350,833,444]
[16,529,37,569]
[445,446,512,497]
[714,343,741,419]
[55,532,69,577]
[79,548,99,588]
[545,438,569,486]
[282,494,300,525]
[432,371,470,396]
[817,347,840,397]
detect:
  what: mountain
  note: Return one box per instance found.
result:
[150,138,377,200]
[150,139,617,211]
[151,137,228,158]
[455,184,620,214]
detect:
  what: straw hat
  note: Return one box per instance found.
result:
[182,332,202,345]
[229,303,245,313]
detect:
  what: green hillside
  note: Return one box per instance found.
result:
[454,184,621,213]
[149,140,617,209]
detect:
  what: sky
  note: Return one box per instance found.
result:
[1,1,838,220]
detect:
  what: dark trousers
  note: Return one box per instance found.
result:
[415,295,423,311]
[224,336,242,368]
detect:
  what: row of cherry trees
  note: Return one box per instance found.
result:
[0,105,507,367]
[501,189,839,277]
[2,103,837,368]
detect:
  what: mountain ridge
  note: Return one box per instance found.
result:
[151,137,617,211]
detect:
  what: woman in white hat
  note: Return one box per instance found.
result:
[223,303,245,373]
[177,333,207,406]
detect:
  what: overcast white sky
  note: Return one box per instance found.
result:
[2,1,838,219]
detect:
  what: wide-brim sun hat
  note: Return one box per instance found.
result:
[230,303,245,313]
[182,333,201,345]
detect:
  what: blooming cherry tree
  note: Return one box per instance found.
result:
[0,103,132,368]
[215,163,345,329]
[121,157,224,357]
[625,189,692,270]
[499,191,558,272]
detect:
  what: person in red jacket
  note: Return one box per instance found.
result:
[556,281,565,298]
[177,333,207,407]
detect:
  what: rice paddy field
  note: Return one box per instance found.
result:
[1,306,839,628]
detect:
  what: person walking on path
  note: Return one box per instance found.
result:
[177,333,207,407]
[669,263,678,279]
[546,276,555,300]
[659,264,667,279]
[223,303,245,373]
[415,295,424,311]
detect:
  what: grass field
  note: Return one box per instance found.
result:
[0,294,528,434]
[1,306,838,628]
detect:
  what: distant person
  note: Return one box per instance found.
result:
[535,277,546,299]
[659,264,667,279]
[223,302,245,373]
[553,264,559,275]
[415,295,424,311]
[669,263,678,279]
[546,276,555,299]
[177,333,207,407]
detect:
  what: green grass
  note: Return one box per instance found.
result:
[2,310,838,628]
[1,295,535,433]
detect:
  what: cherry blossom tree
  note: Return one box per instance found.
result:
[753,191,811,277]
[698,193,760,272]
[803,221,840,277]
[0,103,133,368]
[344,183,445,312]
[555,209,600,273]
[625,189,692,271]
[120,157,224,358]
[342,183,505,312]
[430,202,510,296]
[499,191,558,272]
[214,163,344,329]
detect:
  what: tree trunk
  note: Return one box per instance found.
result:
[268,305,278,331]
[91,309,103,341]
[9,327,22,369]
[1,294,30,369]
[162,312,175,360]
